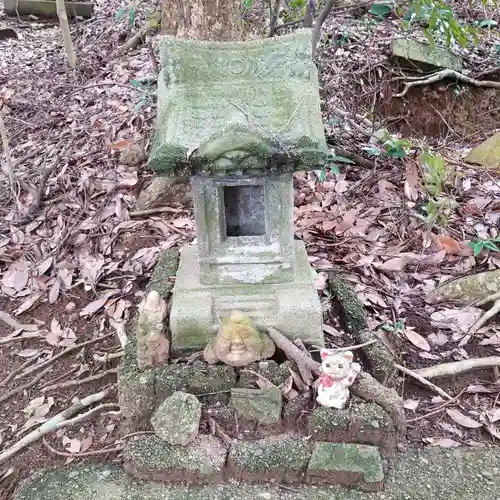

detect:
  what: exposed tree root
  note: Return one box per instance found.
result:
[41,368,117,392]
[413,357,500,379]
[351,372,406,439]
[42,438,123,458]
[395,363,453,401]
[113,10,161,57]
[395,69,500,97]
[0,390,110,466]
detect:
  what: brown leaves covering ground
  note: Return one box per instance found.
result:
[0,0,500,493]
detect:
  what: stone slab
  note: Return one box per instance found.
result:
[308,403,396,456]
[231,385,282,425]
[307,443,384,491]
[123,434,226,484]
[148,29,329,176]
[391,39,463,72]
[464,131,500,169]
[227,434,312,483]
[14,446,500,499]
[169,240,323,352]
[4,0,94,18]
[146,248,179,298]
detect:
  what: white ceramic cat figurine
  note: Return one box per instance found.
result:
[316,349,361,409]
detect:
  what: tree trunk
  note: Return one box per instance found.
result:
[161,0,243,41]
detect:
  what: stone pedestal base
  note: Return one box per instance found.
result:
[170,240,323,353]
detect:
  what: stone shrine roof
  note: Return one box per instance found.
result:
[148,29,329,177]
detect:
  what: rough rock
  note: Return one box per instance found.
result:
[151,391,201,446]
[307,443,384,491]
[391,39,463,72]
[228,434,312,483]
[464,131,500,170]
[124,434,227,484]
[231,384,282,425]
[308,403,396,457]
[134,177,191,212]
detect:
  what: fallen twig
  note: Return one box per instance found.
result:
[41,368,117,392]
[40,366,79,389]
[412,357,500,380]
[17,333,114,379]
[129,206,184,217]
[407,388,467,424]
[93,351,124,364]
[0,353,41,387]
[42,438,123,458]
[0,366,53,405]
[395,69,500,97]
[113,10,161,57]
[394,363,453,401]
[312,339,378,353]
[0,311,39,332]
[0,389,109,466]
[469,297,500,335]
[266,327,318,384]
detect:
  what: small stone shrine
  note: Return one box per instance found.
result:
[114,28,400,493]
[148,29,328,353]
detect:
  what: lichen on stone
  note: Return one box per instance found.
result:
[146,248,179,298]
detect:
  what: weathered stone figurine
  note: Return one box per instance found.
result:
[136,290,169,369]
[316,349,361,409]
[204,310,275,367]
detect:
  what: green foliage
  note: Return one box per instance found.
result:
[318,153,354,182]
[369,2,394,18]
[129,79,154,113]
[363,134,412,159]
[468,238,500,256]
[421,150,447,197]
[114,4,136,28]
[242,0,253,9]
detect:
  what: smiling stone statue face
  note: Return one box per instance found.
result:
[203,310,276,367]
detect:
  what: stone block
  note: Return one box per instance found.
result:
[155,361,236,405]
[151,392,201,446]
[308,403,396,456]
[231,385,282,425]
[149,30,329,177]
[227,435,312,483]
[391,39,462,72]
[238,360,292,389]
[170,240,323,352]
[464,132,500,169]
[124,434,227,484]
[4,0,94,19]
[117,339,156,431]
[146,248,179,298]
[306,442,384,491]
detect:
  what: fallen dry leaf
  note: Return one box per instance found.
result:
[16,348,39,358]
[376,257,412,272]
[404,160,419,201]
[403,399,419,411]
[80,290,119,317]
[63,436,82,453]
[403,327,431,351]
[435,235,461,255]
[446,409,482,429]
[15,292,43,316]
[423,437,461,448]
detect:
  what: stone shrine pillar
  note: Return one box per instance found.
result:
[148,29,329,353]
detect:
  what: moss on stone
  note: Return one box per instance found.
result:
[327,276,367,334]
[309,403,395,456]
[155,361,236,405]
[118,338,156,429]
[124,435,227,484]
[146,248,179,298]
[237,361,291,389]
[228,435,312,476]
[231,385,282,424]
[307,443,383,487]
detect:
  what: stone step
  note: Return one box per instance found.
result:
[122,434,384,491]
[13,446,500,500]
[213,294,277,318]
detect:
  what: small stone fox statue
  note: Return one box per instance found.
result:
[316,349,361,409]
[136,290,169,369]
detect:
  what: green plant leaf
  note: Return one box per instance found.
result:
[479,19,498,28]
[129,79,145,89]
[128,6,136,28]
[330,164,340,177]
[318,168,326,183]
[369,3,393,17]
[114,6,125,19]
[330,155,355,164]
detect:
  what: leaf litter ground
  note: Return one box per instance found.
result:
[1,0,500,496]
